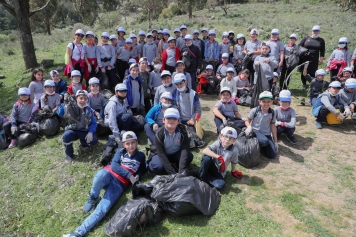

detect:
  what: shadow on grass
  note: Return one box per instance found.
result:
[280,134,314,151]
[320,119,356,134]
[296,115,307,126]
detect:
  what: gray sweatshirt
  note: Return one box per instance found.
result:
[104,95,130,137]
[319,91,349,115]
[253,54,278,81]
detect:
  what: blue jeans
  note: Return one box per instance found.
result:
[277,126,295,137]
[148,150,193,175]
[62,130,98,157]
[310,96,318,106]
[144,123,158,144]
[199,155,225,191]
[116,113,141,134]
[254,131,276,159]
[75,170,126,236]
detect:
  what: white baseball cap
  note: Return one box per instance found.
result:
[259,91,273,99]
[138,30,146,36]
[250,29,259,35]
[50,70,59,76]
[206,65,214,70]
[345,78,356,88]
[312,25,320,31]
[117,26,125,33]
[222,53,229,58]
[115,83,128,91]
[122,131,138,142]
[220,87,231,94]
[209,30,216,35]
[44,79,55,87]
[130,33,137,39]
[162,29,170,35]
[289,34,297,39]
[109,34,117,40]
[75,29,85,35]
[342,67,353,73]
[18,87,30,96]
[174,73,186,83]
[220,126,238,139]
[160,91,173,100]
[168,36,176,43]
[236,34,245,39]
[174,28,180,33]
[279,90,291,102]
[161,70,171,77]
[329,81,342,88]
[201,28,208,32]
[226,67,234,73]
[101,32,110,38]
[271,29,280,34]
[180,25,187,30]
[75,90,89,97]
[175,60,185,67]
[125,38,133,44]
[184,34,193,40]
[315,69,327,77]
[89,77,100,85]
[193,29,200,34]
[164,108,180,119]
[85,31,94,36]
[222,31,229,37]
[339,37,348,43]
[71,70,81,77]
[273,72,279,77]
[129,58,137,64]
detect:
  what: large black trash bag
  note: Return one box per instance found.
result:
[0,133,9,150]
[104,197,164,237]
[101,72,111,90]
[219,119,242,135]
[18,132,38,148]
[236,132,260,168]
[101,89,114,100]
[184,125,206,149]
[250,64,265,109]
[64,95,82,124]
[285,51,299,69]
[149,173,221,216]
[133,115,145,129]
[37,105,54,120]
[40,116,60,136]
[132,181,154,199]
[95,123,111,137]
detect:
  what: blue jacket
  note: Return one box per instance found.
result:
[145,103,162,125]
[55,78,68,96]
[204,40,219,61]
[124,75,143,107]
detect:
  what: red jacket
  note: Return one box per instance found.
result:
[162,47,181,70]
[67,83,86,95]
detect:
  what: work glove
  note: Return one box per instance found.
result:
[231,170,243,179]
[95,113,105,126]
[275,121,282,126]
[85,132,93,144]
[217,155,226,173]
[338,113,345,121]
[183,51,188,57]
[222,117,227,125]
[195,113,201,122]
[11,126,17,135]
[153,123,159,132]
[115,136,123,148]
[344,108,351,117]
[245,126,252,136]
[129,174,138,184]
[274,142,279,153]
[101,67,106,73]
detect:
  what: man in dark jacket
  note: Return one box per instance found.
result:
[147,108,193,175]
[181,34,202,91]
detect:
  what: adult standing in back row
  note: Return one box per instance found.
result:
[181,34,202,91]
[299,25,325,91]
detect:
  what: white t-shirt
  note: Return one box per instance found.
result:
[67,42,84,61]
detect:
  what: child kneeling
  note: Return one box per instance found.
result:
[67,131,146,237]
[199,126,242,191]
[274,90,297,144]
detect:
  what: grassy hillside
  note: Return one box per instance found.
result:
[1,1,356,236]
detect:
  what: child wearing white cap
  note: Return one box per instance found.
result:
[147,108,193,175]
[138,30,146,57]
[87,77,106,113]
[192,29,205,58]
[245,91,278,159]
[273,90,297,144]
[116,39,134,81]
[233,34,246,69]
[62,90,98,163]
[142,33,158,66]
[123,64,145,115]
[3,88,39,149]
[266,29,285,71]
[144,91,176,144]
[64,29,85,81]
[172,60,192,89]
[158,29,170,57]
[153,70,176,105]
[176,25,188,49]
[204,30,220,70]
[279,34,299,89]
[220,68,237,98]
[244,29,262,82]
[219,32,232,62]
[216,53,236,79]
[67,131,146,237]
[138,57,151,113]
[149,57,163,100]
[254,43,278,90]
[326,37,351,81]
[162,37,181,74]
[338,78,356,119]
[97,32,118,87]
[66,70,86,95]
[130,34,140,61]
[312,81,349,129]
[303,67,329,105]
[338,67,353,86]
[50,70,67,99]
[213,87,245,133]
[117,26,126,47]
[199,126,242,191]
[40,80,60,112]
[83,30,99,86]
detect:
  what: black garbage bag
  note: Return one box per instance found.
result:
[157,201,201,217]
[95,123,111,137]
[219,119,242,135]
[271,84,280,105]
[238,93,252,106]
[184,125,206,148]
[101,89,114,100]
[40,117,60,136]
[104,197,164,237]
[236,132,260,168]
[101,72,111,90]
[250,64,265,109]
[37,105,54,120]
[132,182,154,199]
[149,173,221,216]
[285,51,299,69]
[133,115,145,129]
[242,53,253,68]
[18,132,38,148]
[0,133,9,150]
[64,95,82,124]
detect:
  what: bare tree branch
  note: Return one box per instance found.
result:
[29,0,51,17]
[0,0,16,16]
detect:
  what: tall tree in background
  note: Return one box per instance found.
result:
[0,0,51,70]
[178,0,207,19]
[30,0,60,35]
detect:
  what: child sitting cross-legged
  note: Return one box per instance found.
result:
[198,126,243,191]
[273,90,297,144]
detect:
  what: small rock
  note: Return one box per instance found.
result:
[210,16,215,20]
[40,59,54,68]
[56,66,65,72]
[0,75,5,79]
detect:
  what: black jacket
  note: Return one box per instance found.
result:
[154,124,191,174]
[181,44,202,72]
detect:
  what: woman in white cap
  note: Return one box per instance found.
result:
[298,25,325,91]
[243,29,262,83]
[64,29,85,82]
[83,30,99,86]
[326,37,351,81]
[280,34,299,89]
[62,90,98,163]
[3,88,39,148]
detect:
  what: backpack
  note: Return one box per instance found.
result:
[64,42,83,64]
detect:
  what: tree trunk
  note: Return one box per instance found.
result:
[45,18,51,35]
[12,0,38,70]
[147,9,151,29]
[188,0,193,19]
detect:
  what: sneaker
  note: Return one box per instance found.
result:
[83,196,101,213]
[8,139,17,149]
[315,121,323,129]
[147,138,152,146]
[301,85,307,91]
[287,135,298,144]
[65,156,73,163]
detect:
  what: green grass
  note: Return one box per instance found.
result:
[1,0,356,236]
